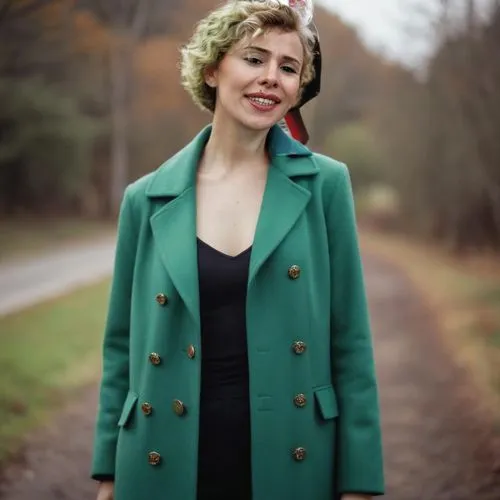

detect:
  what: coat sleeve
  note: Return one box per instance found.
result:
[325,163,385,496]
[91,186,137,479]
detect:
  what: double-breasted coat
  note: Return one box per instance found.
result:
[91,124,385,499]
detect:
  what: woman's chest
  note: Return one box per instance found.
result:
[195,170,267,257]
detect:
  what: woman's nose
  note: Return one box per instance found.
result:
[258,64,279,87]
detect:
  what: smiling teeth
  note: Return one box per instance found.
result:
[249,97,276,106]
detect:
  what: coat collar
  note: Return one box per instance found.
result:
[147,123,317,329]
[145,123,316,198]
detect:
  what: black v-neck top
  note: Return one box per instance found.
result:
[196,238,252,500]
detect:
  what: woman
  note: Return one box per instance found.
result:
[92,1,385,499]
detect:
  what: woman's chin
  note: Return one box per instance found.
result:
[237,114,281,132]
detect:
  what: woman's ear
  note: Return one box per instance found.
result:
[204,65,218,88]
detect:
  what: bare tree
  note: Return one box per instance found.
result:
[108,1,151,215]
[77,0,153,214]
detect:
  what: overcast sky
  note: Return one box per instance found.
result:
[315,0,495,67]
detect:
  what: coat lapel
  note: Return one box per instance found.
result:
[146,126,211,328]
[248,155,317,285]
[149,188,200,326]
[249,125,318,284]
[144,124,318,320]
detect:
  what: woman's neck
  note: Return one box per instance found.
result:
[199,115,270,176]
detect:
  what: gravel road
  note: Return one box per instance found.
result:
[0,237,116,317]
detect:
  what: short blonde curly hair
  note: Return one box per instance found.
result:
[180,0,316,113]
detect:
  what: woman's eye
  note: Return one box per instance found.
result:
[282,65,298,74]
[244,57,262,65]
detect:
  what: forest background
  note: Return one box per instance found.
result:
[1,0,499,252]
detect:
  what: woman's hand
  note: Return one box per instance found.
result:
[96,481,114,500]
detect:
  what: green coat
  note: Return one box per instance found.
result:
[91,124,385,499]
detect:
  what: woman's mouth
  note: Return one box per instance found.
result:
[246,96,280,112]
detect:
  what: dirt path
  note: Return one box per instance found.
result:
[1,252,500,499]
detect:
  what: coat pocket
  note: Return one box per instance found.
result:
[314,384,339,420]
[117,391,138,427]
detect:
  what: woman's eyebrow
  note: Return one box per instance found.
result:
[244,45,302,66]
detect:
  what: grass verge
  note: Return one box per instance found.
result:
[0,279,110,465]
[360,227,500,420]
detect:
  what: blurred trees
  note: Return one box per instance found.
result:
[308,7,384,149]
[0,0,101,215]
[0,0,217,217]
[322,122,382,191]
[0,1,396,218]
[369,1,500,251]
[77,0,153,214]
[1,0,499,254]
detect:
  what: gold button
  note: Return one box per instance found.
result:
[187,344,196,359]
[294,394,307,408]
[149,352,161,365]
[291,341,307,355]
[148,451,161,466]
[172,399,186,416]
[155,293,168,306]
[292,447,307,461]
[288,265,301,280]
[141,402,153,416]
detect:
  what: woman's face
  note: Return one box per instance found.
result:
[205,28,304,132]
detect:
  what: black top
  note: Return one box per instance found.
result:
[196,238,252,500]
